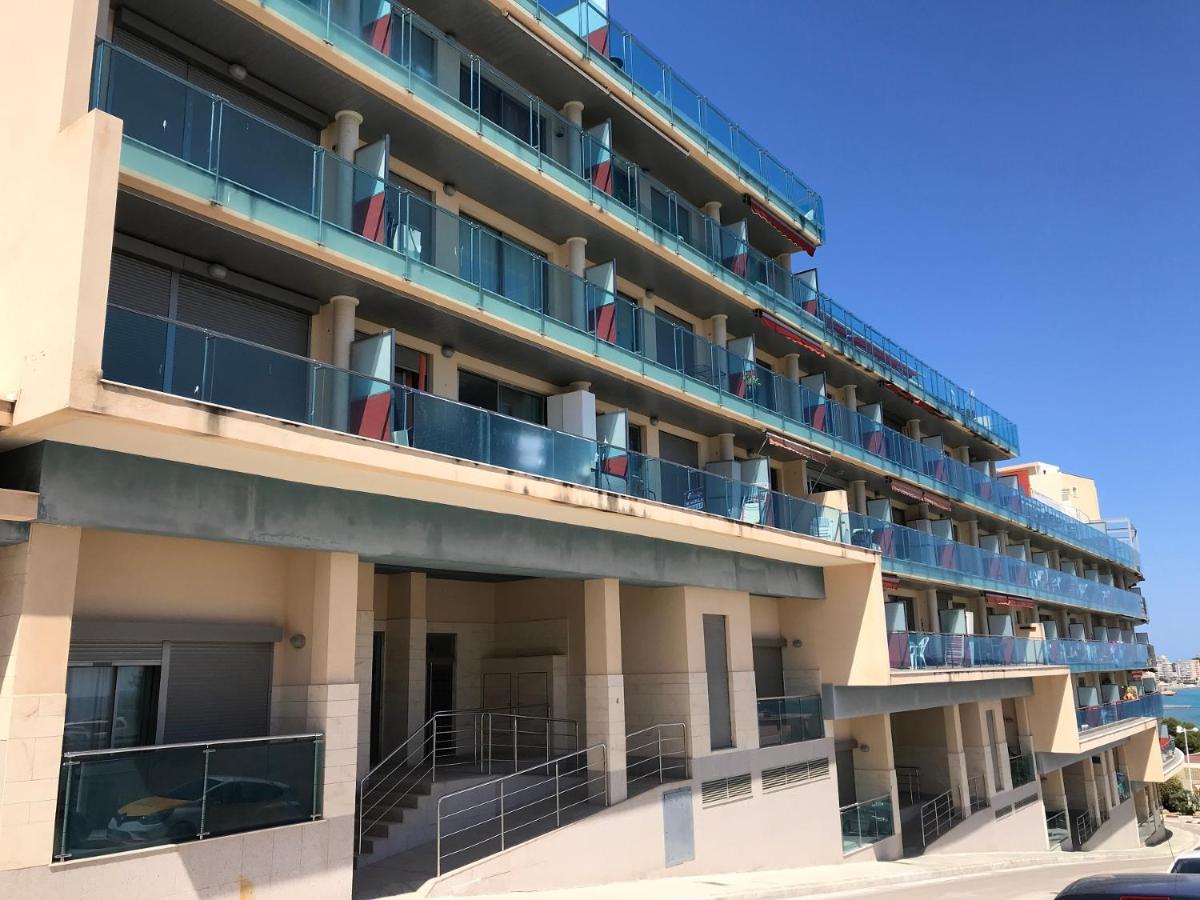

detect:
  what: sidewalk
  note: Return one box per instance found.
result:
[450,824,1198,900]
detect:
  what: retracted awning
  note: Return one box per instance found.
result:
[765,432,832,466]
[745,195,818,255]
[754,310,825,357]
[887,478,952,512]
[984,593,1035,609]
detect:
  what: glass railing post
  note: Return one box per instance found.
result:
[312,736,324,820]
[56,758,77,861]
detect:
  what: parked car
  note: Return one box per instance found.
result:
[1056,874,1200,898]
[1173,850,1200,874]
[107,776,303,845]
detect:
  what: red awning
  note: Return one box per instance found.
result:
[765,432,832,466]
[887,479,952,512]
[983,593,1035,609]
[754,310,825,357]
[879,380,948,418]
[745,195,818,255]
[882,576,901,592]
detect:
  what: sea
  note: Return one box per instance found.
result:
[1162,686,1200,725]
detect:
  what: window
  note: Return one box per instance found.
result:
[658,431,699,468]
[395,344,429,391]
[655,309,698,375]
[458,215,547,312]
[627,424,644,454]
[64,664,161,752]
[459,68,546,152]
[389,174,434,263]
[458,370,545,425]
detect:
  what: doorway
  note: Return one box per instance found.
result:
[425,633,457,719]
[703,615,733,750]
[370,631,385,767]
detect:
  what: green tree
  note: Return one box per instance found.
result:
[1164,717,1200,753]
[1161,777,1195,815]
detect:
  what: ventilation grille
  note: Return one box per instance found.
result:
[1014,792,1039,811]
[700,773,753,807]
[994,804,1012,820]
[761,757,830,793]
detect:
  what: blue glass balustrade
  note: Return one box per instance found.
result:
[55,735,322,862]
[102,305,853,546]
[242,2,1020,451]
[840,794,895,853]
[889,632,1150,671]
[1076,693,1163,732]
[91,42,1141,575]
[756,695,824,747]
[851,512,1143,618]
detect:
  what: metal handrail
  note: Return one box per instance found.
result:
[357,709,577,855]
[896,766,921,805]
[61,732,323,759]
[435,743,608,876]
[626,723,689,787]
[920,787,960,846]
[964,773,989,814]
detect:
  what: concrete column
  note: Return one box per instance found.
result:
[330,295,359,370]
[850,479,867,515]
[355,562,376,780]
[954,446,971,464]
[996,529,1010,552]
[581,578,626,803]
[562,101,584,175]
[966,520,980,547]
[783,353,801,382]
[329,295,359,429]
[709,313,728,347]
[380,573,427,757]
[774,251,792,272]
[704,200,722,223]
[306,552,362,829]
[924,589,939,634]
[842,383,858,412]
[717,433,735,462]
[561,100,584,127]
[0,524,81,871]
[943,704,972,819]
[1083,760,1103,823]
[332,109,363,161]
[905,419,922,441]
[973,596,988,635]
[565,236,588,276]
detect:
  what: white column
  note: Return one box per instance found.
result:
[565,236,587,276]
[717,433,736,462]
[562,101,584,175]
[842,383,858,412]
[581,579,626,803]
[704,200,722,223]
[333,109,363,161]
[850,480,867,515]
[783,353,801,383]
[331,295,359,370]
[905,419,922,441]
[709,313,728,347]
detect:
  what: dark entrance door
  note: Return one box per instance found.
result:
[425,633,456,719]
[369,631,385,767]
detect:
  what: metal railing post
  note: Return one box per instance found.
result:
[554,759,561,827]
[499,780,506,850]
[56,760,77,861]
[511,714,518,771]
[545,719,551,769]
[657,729,664,784]
[199,745,213,838]
[435,798,442,877]
[431,717,438,784]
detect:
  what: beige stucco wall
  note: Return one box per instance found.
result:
[0,0,120,428]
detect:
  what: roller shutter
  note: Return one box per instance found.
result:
[114,28,321,142]
[108,252,171,316]
[175,274,310,355]
[69,641,164,665]
[161,642,273,742]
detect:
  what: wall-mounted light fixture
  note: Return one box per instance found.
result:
[228,63,248,82]
[207,263,228,280]
[440,345,455,359]
[290,633,307,650]
[443,182,458,197]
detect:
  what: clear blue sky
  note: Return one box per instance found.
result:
[618,0,1200,656]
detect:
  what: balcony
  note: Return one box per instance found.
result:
[102,305,852,545]
[168,3,1020,453]
[854,512,1145,618]
[888,633,1149,671]
[756,694,824,748]
[506,0,825,238]
[54,734,322,861]
[1076,694,1163,733]
[89,43,1141,569]
[840,793,895,853]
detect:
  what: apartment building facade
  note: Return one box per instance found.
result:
[0,1,1167,896]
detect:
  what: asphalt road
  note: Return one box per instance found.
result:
[822,853,1177,900]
